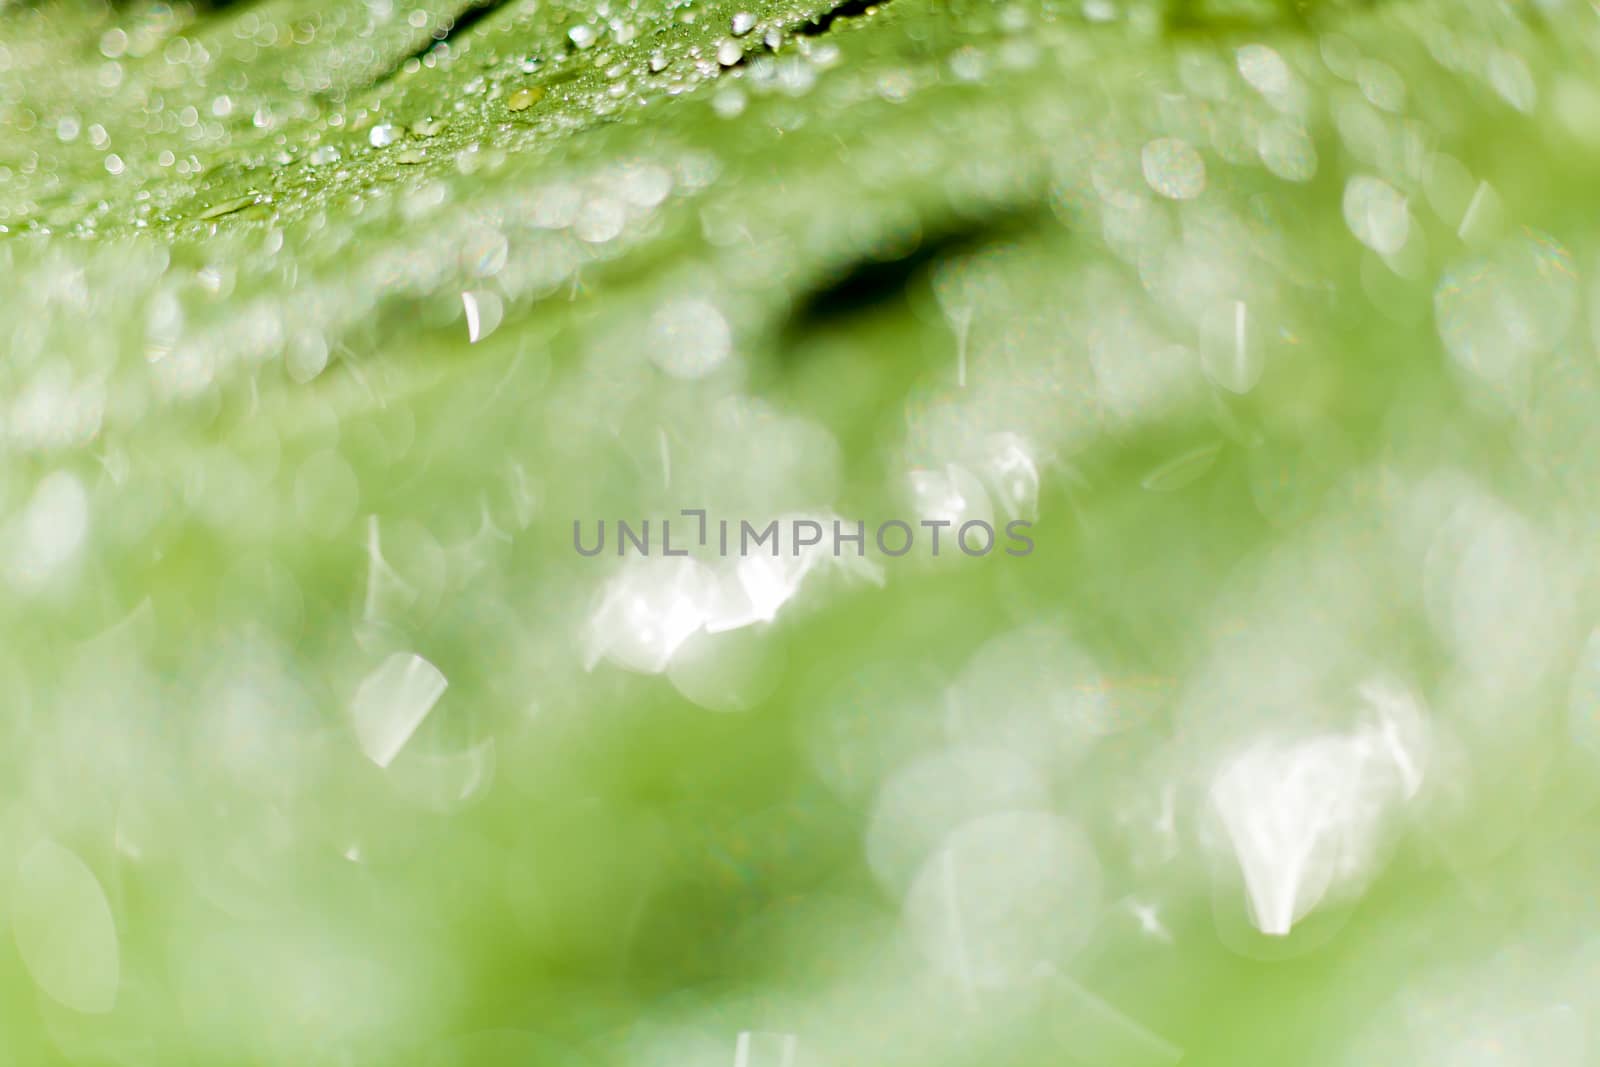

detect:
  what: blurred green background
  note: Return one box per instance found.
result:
[3,0,1600,1061]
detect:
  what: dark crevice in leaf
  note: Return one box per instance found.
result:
[99,0,259,9]
[779,209,1037,351]
[1162,0,1317,33]
[796,0,887,36]
[431,0,510,47]
[376,0,516,86]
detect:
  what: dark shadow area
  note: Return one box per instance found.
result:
[778,209,1039,351]
[75,0,260,10]
[426,1,507,49]
[796,0,884,36]
[366,0,516,86]
[718,0,895,71]
[1160,0,1358,34]
[402,0,513,65]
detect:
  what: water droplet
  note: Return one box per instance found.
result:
[1342,175,1409,255]
[868,748,1050,896]
[908,463,993,530]
[1454,180,1504,245]
[1210,729,1408,936]
[648,298,732,378]
[349,652,449,768]
[904,811,1102,989]
[507,86,545,112]
[717,39,744,66]
[1356,59,1405,112]
[462,290,504,343]
[1141,137,1205,200]
[197,192,263,220]
[1487,48,1536,113]
[285,331,329,383]
[12,841,120,1014]
[460,227,509,277]
[712,87,746,118]
[8,470,88,587]
[616,161,674,208]
[1257,119,1317,182]
[573,197,625,243]
[586,556,718,673]
[1236,43,1290,98]
[730,11,757,35]
[953,624,1117,754]
[368,123,399,147]
[309,143,341,166]
[667,625,781,712]
[1435,231,1579,392]
[1200,300,1263,394]
[568,23,598,49]
[976,433,1041,522]
[649,50,669,72]
[1141,442,1222,492]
